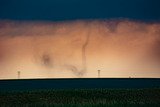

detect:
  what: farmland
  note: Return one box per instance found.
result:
[0,88,160,107]
[0,78,160,107]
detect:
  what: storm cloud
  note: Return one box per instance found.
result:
[0,19,160,79]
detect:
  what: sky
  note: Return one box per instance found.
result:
[0,0,160,79]
[0,0,160,21]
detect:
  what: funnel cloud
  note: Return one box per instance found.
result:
[0,19,160,79]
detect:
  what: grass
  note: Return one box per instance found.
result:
[0,88,160,107]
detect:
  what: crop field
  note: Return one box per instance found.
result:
[0,78,160,107]
[0,88,160,107]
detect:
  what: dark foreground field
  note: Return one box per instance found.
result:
[1,78,160,90]
[0,88,160,107]
[0,78,160,107]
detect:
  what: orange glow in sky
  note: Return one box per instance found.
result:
[0,20,160,79]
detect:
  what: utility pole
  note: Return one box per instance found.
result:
[18,71,20,79]
[98,70,100,78]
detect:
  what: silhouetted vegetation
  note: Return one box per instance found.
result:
[0,88,160,107]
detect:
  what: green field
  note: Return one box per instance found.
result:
[0,88,160,107]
